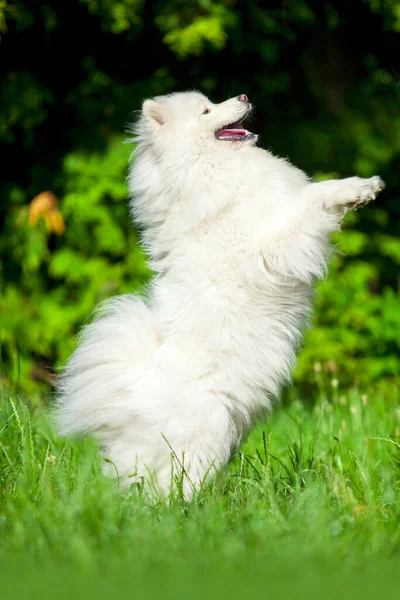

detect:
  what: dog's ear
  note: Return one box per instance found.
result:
[142,100,165,127]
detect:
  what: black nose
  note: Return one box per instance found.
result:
[238,94,249,103]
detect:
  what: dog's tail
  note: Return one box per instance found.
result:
[54,294,159,437]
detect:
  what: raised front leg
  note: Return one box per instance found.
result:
[303,176,385,212]
[261,175,385,283]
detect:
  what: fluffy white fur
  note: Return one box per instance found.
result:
[56,91,384,497]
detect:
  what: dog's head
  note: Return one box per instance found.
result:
[136,91,258,150]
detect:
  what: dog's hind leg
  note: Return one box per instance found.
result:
[102,389,238,500]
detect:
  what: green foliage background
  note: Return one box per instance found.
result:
[1,0,400,395]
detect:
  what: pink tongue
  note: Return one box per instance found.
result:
[218,128,246,137]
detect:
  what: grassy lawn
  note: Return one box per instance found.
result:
[1,383,400,598]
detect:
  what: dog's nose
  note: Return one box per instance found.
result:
[238,94,249,103]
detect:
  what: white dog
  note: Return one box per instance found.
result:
[56,91,384,497]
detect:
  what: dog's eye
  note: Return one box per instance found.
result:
[202,108,211,115]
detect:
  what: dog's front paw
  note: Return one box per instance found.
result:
[344,176,385,210]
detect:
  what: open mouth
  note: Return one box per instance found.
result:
[215,115,255,142]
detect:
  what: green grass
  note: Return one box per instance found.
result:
[1,383,400,599]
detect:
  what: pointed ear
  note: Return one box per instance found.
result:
[142,99,165,127]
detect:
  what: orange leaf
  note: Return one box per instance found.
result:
[29,191,65,235]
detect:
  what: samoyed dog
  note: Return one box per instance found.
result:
[56,91,384,497]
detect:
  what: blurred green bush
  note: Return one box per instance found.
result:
[0,138,150,392]
[0,0,399,396]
